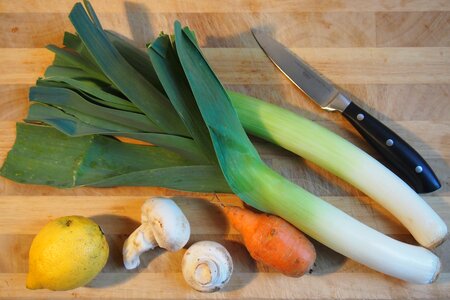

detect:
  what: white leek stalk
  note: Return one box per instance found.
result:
[230,91,447,249]
[244,162,441,284]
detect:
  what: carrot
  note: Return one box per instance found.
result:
[224,205,316,277]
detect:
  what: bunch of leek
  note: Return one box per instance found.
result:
[1,1,446,283]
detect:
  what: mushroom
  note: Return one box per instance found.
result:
[123,197,190,270]
[182,241,233,292]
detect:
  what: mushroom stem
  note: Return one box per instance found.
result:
[123,224,158,269]
[182,241,233,292]
[194,262,214,285]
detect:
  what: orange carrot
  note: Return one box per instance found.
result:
[224,205,316,277]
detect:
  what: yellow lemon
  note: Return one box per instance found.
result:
[26,216,109,291]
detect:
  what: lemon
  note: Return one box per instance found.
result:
[26,215,109,291]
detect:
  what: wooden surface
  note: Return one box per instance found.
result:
[0,0,449,298]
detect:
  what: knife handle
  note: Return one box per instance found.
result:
[342,101,441,193]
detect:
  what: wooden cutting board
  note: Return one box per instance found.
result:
[0,0,449,298]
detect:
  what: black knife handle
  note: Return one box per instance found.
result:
[342,101,441,193]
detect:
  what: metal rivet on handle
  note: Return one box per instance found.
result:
[356,113,365,121]
[386,139,394,147]
[415,166,423,173]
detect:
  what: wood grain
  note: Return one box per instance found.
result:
[1,0,450,13]
[0,0,449,299]
[0,86,29,121]
[1,48,449,85]
[1,195,448,235]
[376,12,450,47]
[0,12,376,48]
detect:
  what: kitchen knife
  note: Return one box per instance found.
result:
[252,30,441,193]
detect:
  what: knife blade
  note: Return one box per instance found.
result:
[252,30,441,193]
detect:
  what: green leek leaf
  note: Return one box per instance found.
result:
[38,76,140,113]
[68,3,186,135]
[27,103,206,163]
[29,86,158,132]
[46,44,109,83]
[82,0,103,30]
[63,29,165,93]
[89,165,229,192]
[148,34,216,164]
[0,123,229,192]
[63,31,98,67]
[105,31,165,93]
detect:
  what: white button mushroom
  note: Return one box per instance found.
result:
[123,197,190,270]
[182,241,233,292]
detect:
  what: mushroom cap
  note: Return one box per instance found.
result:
[182,241,233,292]
[143,197,190,252]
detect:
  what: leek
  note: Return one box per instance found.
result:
[230,92,447,249]
[168,22,441,284]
